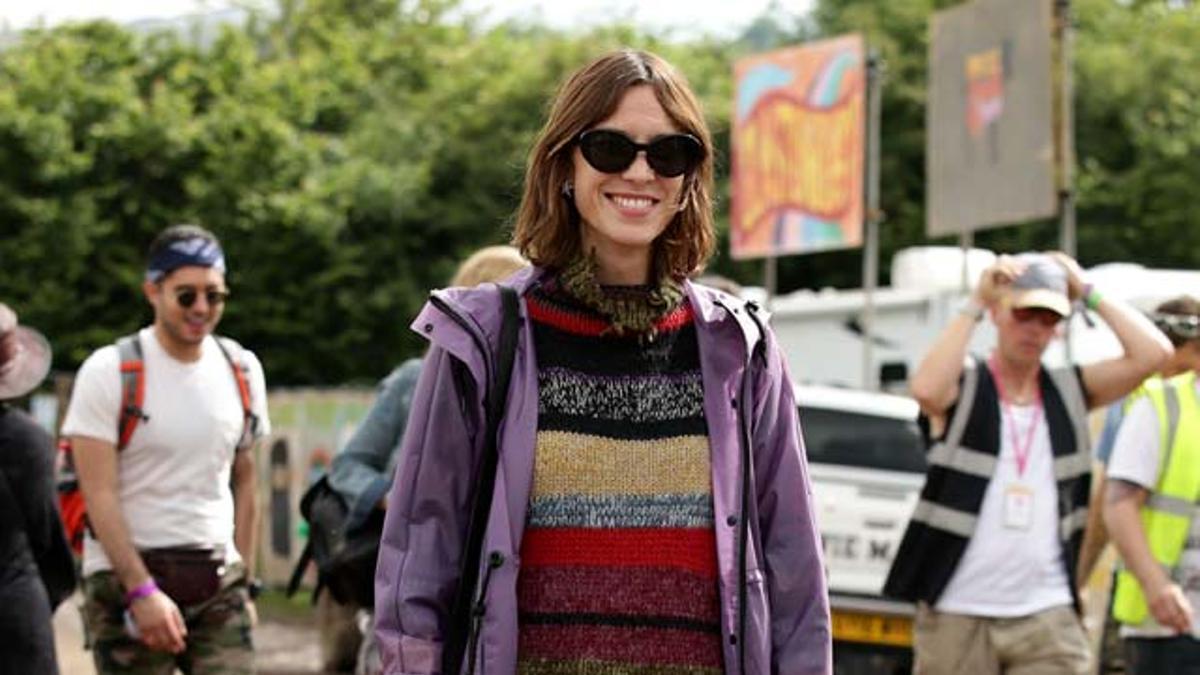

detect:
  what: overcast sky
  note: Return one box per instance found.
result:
[2,0,815,36]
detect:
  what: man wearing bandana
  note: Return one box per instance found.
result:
[62,224,271,674]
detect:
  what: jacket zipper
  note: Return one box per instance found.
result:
[743,305,767,674]
[465,551,505,675]
[717,299,763,675]
[736,359,755,673]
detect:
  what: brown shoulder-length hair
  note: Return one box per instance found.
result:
[512,49,716,279]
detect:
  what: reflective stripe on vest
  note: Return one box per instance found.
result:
[1112,372,1198,626]
[915,359,1092,540]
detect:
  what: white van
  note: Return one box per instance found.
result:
[798,384,923,673]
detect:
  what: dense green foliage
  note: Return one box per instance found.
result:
[1,0,1196,385]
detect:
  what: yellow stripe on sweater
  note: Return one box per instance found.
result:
[532,431,712,497]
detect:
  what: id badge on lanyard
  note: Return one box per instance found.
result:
[990,357,1043,531]
[1004,484,1034,530]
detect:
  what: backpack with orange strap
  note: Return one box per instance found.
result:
[56,333,257,557]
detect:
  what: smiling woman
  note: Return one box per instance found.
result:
[568,86,692,283]
[513,49,715,291]
[373,49,832,675]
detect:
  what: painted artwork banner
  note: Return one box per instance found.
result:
[731,34,866,259]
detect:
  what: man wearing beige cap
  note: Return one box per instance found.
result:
[0,303,76,674]
[884,252,1173,674]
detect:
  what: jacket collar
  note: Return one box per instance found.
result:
[686,277,737,326]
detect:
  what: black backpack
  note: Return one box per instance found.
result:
[285,473,382,607]
[286,287,519,618]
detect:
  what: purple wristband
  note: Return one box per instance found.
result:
[124,579,158,605]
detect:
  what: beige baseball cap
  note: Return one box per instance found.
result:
[1008,254,1071,317]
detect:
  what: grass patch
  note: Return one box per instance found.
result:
[256,587,316,624]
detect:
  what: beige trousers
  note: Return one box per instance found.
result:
[913,603,1092,675]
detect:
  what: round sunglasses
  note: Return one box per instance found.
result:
[174,288,230,309]
[576,129,703,178]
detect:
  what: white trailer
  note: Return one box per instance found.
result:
[764,246,1200,392]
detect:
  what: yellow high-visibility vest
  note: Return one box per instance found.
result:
[1112,371,1200,625]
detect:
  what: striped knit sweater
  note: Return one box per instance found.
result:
[516,280,723,674]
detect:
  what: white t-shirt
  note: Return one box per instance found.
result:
[936,403,1073,616]
[1108,379,1200,638]
[61,327,271,576]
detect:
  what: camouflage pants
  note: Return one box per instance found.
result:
[83,564,254,675]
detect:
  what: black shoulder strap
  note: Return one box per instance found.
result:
[443,285,520,675]
[286,539,314,599]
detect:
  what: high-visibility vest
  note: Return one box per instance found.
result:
[1112,371,1200,625]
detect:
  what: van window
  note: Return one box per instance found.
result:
[799,406,926,474]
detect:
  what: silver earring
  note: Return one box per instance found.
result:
[561,180,574,198]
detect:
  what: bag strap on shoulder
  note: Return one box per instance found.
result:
[443,285,520,675]
[215,336,259,450]
[115,334,146,451]
[113,334,258,451]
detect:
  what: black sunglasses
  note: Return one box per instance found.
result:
[576,129,703,178]
[174,288,229,309]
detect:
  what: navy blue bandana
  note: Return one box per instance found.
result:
[146,237,226,282]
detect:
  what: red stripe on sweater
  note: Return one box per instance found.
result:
[519,527,718,578]
[516,566,720,620]
[527,296,695,337]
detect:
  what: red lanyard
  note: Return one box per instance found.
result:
[988,357,1043,477]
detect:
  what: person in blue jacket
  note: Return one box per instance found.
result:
[327,245,527,674]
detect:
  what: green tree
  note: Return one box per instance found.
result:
[2,0,1196,386]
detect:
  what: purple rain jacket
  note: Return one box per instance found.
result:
[375,267,831,674]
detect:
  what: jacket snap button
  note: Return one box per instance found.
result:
[727,515,738,526]
[731,397,738,409]
[729,634,738,645]
[423,323,433,333]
